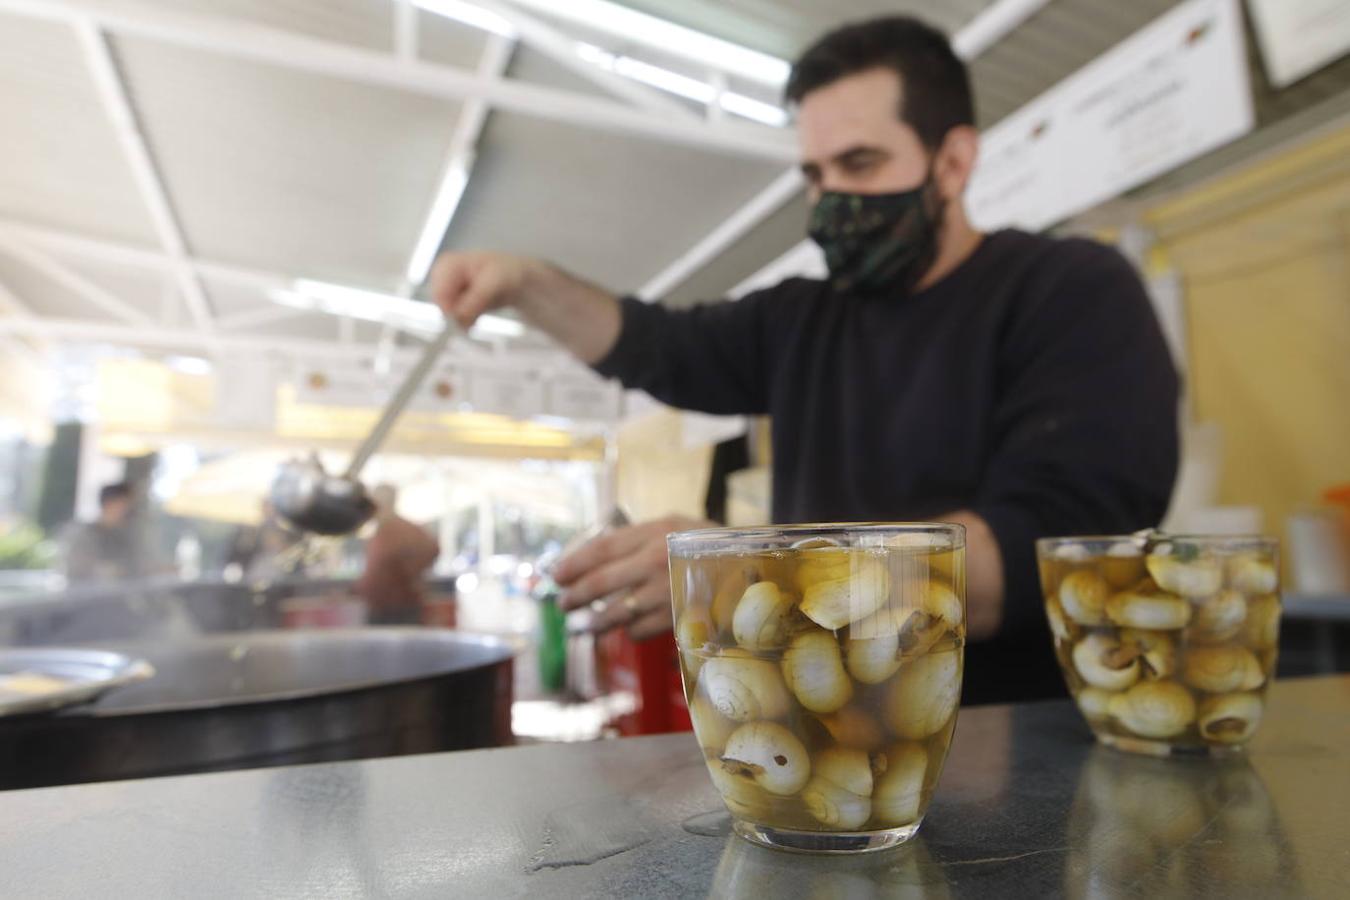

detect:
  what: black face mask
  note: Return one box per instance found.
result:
[807,173,943,296]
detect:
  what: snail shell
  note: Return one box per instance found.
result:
[1059,569,1109,626]
[1106,585,1192,630]
[701,651,791,722]
[1146,553,1223,598]
[1228,555,1278,595]
[872,742,928,826]
[782,630,853,714]
[798,552,890,630]
[801,747,873,829]
[1197,692,1263,744]
[1107,680,1197,738]
[883,651,962,740]
[721,721,811,796]
[1182,645,1265,693]
[1188,590,1247,644]
[1073,633,1142,691]
[731,581,795,650]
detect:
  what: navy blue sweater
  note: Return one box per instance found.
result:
[595,229,1180,703]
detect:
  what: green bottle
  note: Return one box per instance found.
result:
[537,578,567,693]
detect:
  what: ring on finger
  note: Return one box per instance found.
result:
[622,595,641,617]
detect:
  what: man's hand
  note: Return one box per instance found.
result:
[430,251,542,332]
[942,510,1004,641]
[429,251,622,365]
[554,515,715,641]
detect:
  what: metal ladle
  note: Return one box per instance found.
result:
[270,321,455,536]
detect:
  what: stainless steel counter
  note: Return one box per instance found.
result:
[3,676,1347,898]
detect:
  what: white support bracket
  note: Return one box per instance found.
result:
[0,277,50,360]
[215,304,311,332]
[0,239,154,325]
[0,219,289,296]
[74,19,216,334]
[394,0,418,62]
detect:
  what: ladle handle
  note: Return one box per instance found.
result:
[343,320,455,479]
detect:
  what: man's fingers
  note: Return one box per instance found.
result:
[554,524,658,587]
[557,547,660,612]
[588,576,671,633]
[430,256,472,319]
[453,269,505,330]
[627,608,674,641]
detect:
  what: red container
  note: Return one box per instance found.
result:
[279,594,368,629]
[420,593,458,629]
[596,628,691,736]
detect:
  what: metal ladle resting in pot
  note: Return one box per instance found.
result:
[270,321,455,536]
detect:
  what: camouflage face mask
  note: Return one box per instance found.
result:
[807,175,942,296]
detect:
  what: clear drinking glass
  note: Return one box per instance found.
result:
[668,523,966,853]
[1036,535,1281,757]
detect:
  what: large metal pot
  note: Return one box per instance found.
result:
[0,628,514,791]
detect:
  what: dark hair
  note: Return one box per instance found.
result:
[99,482,133,508]
[786,16,974,150]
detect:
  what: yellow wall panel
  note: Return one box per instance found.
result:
[1151,123,1350,533]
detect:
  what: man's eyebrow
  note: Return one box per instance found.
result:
[800,145,887,175]
[832,145,887,164]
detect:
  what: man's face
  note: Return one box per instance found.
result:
[102,496,131,525]
[796,67,930,202]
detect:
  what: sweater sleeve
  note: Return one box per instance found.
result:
[972,240,1181,639]
[591,288,784,416]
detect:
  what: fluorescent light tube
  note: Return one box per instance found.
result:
[508,0,789,85]
[575,43,786,125]
[718,92,788,127]
[274,281,524,340]
[466,313,525,337]
[613,56,715,104]
[406,158,472,287]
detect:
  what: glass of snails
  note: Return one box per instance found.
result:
[1037,535,1281,757]
[668,523,966,853]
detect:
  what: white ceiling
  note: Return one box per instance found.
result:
[0,14,160,247]
[0,0,806,364]
[8,0,1282,378]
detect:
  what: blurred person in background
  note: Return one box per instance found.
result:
[64,481,148,583]
[355,484,440,626]
[427,17,1179,703]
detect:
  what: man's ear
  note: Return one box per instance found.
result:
[933,125,980,202]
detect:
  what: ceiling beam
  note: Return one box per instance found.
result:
[471,0,697,119]
[0,316,595,380]
[394,0,418,62]
[0,0,796,163]
[0,277,50,360]
[951,0,1054,60]
[73,19,216,333]
[0,278,37,319]
[215,304,311,332]
[0,219,290,294]
[403,32,516,292]
[0,239,155,325]
[0,315,421,364]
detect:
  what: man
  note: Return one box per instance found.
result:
[430,17,1179,703]
[64,481,146,583]
[355,484,441,625]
